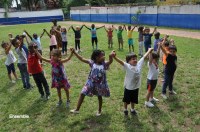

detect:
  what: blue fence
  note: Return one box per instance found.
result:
[0,15,63,25]
[71,13,200,29]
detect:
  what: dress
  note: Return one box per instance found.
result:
[51,59,70,90]
[81,61,110,97]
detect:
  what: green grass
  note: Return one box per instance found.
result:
[0,22,200,131]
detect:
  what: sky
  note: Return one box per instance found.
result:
[12,0,21,7]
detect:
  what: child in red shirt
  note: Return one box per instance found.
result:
[28,42,50,99]
[104,26,114,48]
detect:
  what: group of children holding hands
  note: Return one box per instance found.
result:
[1,21,178,116]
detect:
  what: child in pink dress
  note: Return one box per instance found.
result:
[35,48,74,107]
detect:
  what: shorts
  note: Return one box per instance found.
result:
[6,63,15,74]
[147,79,157,92]
[50,45,57,52]
[108,37,113,45]
[123,88,139,104]
[118,38,123,44]
[92,37,98,44]
[128,38,134,45]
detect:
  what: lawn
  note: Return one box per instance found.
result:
[0,22,200,132]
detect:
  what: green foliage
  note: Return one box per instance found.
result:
[0,22,200,131]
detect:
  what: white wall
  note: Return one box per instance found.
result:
[0,9,63,19]
[71,5,200,15]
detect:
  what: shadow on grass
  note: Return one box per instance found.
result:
[68,113,112,131]
[123,115,144,131]
[166,94,183,112]
[24,98,48,117]
[147,105,170,131]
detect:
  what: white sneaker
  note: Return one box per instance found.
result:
[145,101,154,107]
[96,111,101,116]
[70,109,79,114]
[11,80,16,83]
[169,90,177,95]
[161,94,167,99]
[66,100,70,108]
[150,97,159,102]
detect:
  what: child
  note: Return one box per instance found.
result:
[23,30,45,56]
[27,42,50,99]
[35,48,73,107]
[54,27,68,55]
[145,50,160,107]
[55,25,63,49]
[104,26,114,48]
[61,27,68,55]
[1,42,18,83]
[70,25,84,53]
[11,38,32,89]
[43,29,57,58]
[143,27,157,52]
[160,36,177,99]
[153,32,161,52]
[162,39,170,74]
[84,24,104,50]
[138,26,144,57]
[113,25,124,50]
[124,25,137,53]
[70,50,115,116]
[113,48,153,115]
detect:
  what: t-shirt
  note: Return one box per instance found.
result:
[61,32,67,42]
[147,62,159,80]
[32,37,42,50]
[50,35,57,46]
[165,54,177,74]
[154,39,161,51]
[127,30,133,39]
[143,33,153,45]
[123,57,145,90]
[72,26,83,39]
[91,28,97,38]
[5,50,17,66]
[27,53,43,74]
[15,48,27,64]
[138,32,143,42]
[117,29,123,39]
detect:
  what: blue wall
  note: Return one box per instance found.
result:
[71,13,200,29]
[0,15,63,25]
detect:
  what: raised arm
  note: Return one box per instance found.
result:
[152,27,157,34]
[35,49,51,63]
[123,25,127,31]
[104,26,108,32]
[73,50,90,64]
[113,52,124,66]
[143,48,153,59]
[5,43,12,54]
[44,29,51,38]
[105,51,115,66]
[131,25,137,31]
[24,30,32,40]
[80,25,84,31]
[96,25,105,30]
[159,36,168,56]
[148,51,153,65]
[40,30,45,38]
[71,26,75,32]
[61,48,74,63]
[84,25,91,30]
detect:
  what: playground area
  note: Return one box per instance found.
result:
[0,21,200,131]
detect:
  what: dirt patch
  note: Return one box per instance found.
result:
[63,21,200,40]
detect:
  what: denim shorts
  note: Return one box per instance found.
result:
[6,63,15,74]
